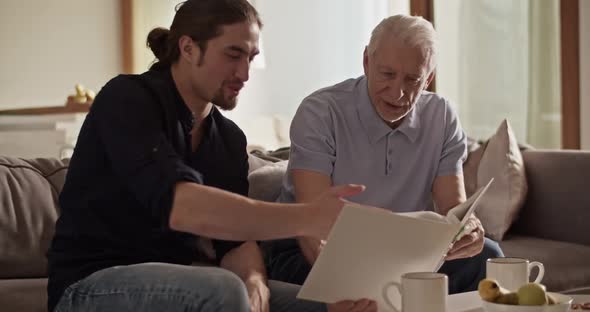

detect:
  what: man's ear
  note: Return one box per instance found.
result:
[363,46,369,76]
[178,35,201,64]
[424,71,435,90]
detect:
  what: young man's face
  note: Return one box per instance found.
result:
[363,37,433,127]
[189,21,260,110]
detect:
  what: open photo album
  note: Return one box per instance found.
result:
[297,179,494,310]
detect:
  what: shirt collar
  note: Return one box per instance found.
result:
[164,68,216,136]
[356,76,421,144]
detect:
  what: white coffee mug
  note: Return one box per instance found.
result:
[486,257,545,291]
[382,272,448,312]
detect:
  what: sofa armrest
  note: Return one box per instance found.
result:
[507,150,590,246]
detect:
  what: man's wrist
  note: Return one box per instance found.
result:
[245,271,267,284]
[290,203,309,237]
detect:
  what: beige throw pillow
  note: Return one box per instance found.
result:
[473,119,528,241]
[463,140,486,198]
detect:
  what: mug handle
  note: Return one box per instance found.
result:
[528,261,545,283]
[382,281,402,312]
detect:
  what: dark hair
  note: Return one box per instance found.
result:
[147,0,262,70]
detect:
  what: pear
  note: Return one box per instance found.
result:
[496,292,519,305]
[478,279,509,302]
[517,283,548,305]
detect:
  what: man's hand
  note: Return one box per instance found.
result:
[245,274,270,312]
[328,299,377,312]
[445,215,485,260]
[303,184,365,239]
[219,241,270,312]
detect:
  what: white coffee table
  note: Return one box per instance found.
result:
[448,291,590,312]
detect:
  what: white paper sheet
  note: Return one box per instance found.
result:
[297,179,494,311]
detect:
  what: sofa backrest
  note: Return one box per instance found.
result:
[509,150,590,246]
[0,156,68,278]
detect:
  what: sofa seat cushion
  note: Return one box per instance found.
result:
[499,235,590,292]
[0,157,68,278]
[0,278,47,312]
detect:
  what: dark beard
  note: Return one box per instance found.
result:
[211,89,237,111]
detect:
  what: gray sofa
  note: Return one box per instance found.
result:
[1,150,589,311]
[499,150,590,294]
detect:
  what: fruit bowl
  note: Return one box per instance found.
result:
[481,292,573,312]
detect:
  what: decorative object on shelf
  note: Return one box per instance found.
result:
[0,84,95,115]
[0,84,93,158]
[71,84,96,104]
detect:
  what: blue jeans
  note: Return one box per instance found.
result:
[263,238,504,294]
[54,262,327,312]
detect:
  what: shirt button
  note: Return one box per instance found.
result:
[152,147,158,152]
[388,149,393,155]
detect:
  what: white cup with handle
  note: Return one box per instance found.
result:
[486,257,545,291]
[382,272,448,312]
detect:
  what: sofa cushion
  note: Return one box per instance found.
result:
[463,138,486,197]
[248,153,273,174]
[509,150,590,246]
[0,156,68,278]
[248,160,288,202]
[499,235,590,292]
[0,278,47,312]
[473,120,528,241]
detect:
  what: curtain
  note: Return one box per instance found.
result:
[435,0,561,148]
[527,0,561,148]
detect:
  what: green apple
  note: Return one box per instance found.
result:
[517,283,548,305]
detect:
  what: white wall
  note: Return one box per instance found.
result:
[224,0,397,123]
[0,0,122,110]
[131,0,177,73]
[581,0,590,150]
[120,0,406,149]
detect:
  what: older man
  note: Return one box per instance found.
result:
[265,14,504,307]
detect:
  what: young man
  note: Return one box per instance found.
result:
[265,14,504,310]
[46,1,364,311]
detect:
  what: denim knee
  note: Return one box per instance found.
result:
[209,270,250,311]
[480,238,504,261]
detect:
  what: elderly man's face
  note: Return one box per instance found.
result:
[363,38,433,128]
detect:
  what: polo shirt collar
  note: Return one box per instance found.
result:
[357,76,421,144]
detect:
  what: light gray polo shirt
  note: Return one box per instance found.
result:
[278,76,467,212]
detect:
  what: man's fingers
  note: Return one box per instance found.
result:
[330,184,366,198]
[446,231,485,260]
[365,301,378,312]
[349,299,369,312]
[349,299,376,312]
[449,234,473,253]
[328,300,355,311]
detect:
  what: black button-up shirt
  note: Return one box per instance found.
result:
[47,68,248,312]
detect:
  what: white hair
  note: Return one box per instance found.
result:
[368,14,438,74]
